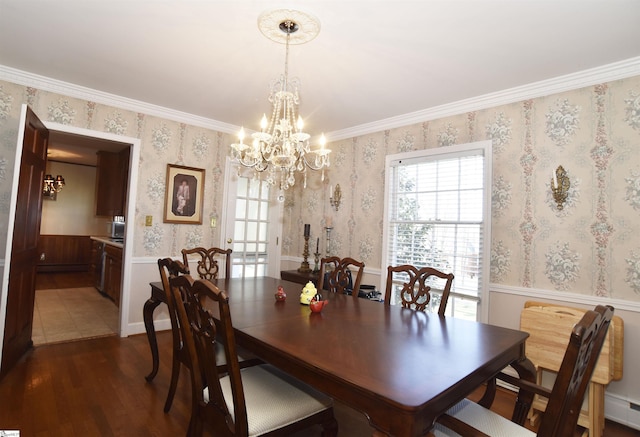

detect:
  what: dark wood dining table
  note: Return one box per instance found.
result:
[144,276,534,436]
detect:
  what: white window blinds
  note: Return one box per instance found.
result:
[383,141,492,320]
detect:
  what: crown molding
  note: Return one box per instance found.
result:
[0,65,239,134]
[327,56,640,141]
[3,57,640,141]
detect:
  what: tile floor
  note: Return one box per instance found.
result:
[32,287,119,345]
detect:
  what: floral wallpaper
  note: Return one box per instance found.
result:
[0,81,231,260]
[286,75,640,302]
[0,73,639,302]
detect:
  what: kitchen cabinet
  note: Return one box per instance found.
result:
[95,149,130,217]
[90,239,104,290]
[103,243,122,307]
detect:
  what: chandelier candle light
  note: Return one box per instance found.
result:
[230,9,330,199]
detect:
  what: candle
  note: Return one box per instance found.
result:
[316,237,319,253]
[304,224,310,237]
[552,169,558,188]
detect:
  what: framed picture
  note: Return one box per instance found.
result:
[163,164,205,224]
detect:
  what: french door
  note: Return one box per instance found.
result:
[222,160,282,278]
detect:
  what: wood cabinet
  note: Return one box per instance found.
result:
[37,235,91,272]
[89,239,104,289]
[103,244,122,307]
[95,149,130,217]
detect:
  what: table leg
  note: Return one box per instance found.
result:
[143,295,163,382]
[477,376,497,408]
[510,357,537,425]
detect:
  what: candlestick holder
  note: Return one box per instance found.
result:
[313,251,321,273]
[298,235,312,273]
[325,226,333,257]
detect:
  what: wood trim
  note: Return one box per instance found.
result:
[37,235,91,272]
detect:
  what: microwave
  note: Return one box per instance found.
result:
[108,221,125,239]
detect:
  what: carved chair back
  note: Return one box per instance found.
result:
[181,246,232,281]
[384,265,454,316]
[317,256,365,297]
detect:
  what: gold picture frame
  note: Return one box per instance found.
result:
[163,164,205,224]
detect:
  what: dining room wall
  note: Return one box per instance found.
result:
[287,74,640,304]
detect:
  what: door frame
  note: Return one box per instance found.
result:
[0,117,140,364]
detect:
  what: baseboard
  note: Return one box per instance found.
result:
[127,319,171,337]
[605,393,640,431]
[36,264,90,273]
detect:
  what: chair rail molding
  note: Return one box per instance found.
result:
[490,283,640,313]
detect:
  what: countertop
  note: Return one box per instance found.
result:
[90,236,124,248]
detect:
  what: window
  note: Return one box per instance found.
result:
[382,141,492,321]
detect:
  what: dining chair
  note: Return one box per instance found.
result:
[384,265,454,316]
[158,258,261,414]
[169,274,339,437]
[519,301,623,437]
[181,246,232,280]
[157,257,190,413]
[317,256,365,297]
[432,304,614,437]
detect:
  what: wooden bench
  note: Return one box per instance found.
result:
[520,301,624,437]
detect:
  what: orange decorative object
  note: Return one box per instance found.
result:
[309,300,327,313]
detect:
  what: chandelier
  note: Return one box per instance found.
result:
[43,174,65,195]
[230,9,330,195]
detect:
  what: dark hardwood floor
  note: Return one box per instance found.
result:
[0,330,637,436]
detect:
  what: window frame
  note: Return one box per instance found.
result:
[380,140,492,322]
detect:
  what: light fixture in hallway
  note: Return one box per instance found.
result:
[43,173,65,196]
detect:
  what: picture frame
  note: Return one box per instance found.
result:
[163,164,205,224]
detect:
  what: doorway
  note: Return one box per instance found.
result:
[222,160,283,279]
[35,141,128,344]
[39,123,140,341]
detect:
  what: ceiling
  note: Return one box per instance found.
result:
[2,1,640,165]
[46,131,130,166]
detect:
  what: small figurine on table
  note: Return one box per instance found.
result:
[300,281,318,305]
[275,285,287,302]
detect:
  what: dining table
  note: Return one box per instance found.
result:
[144,276,534,436]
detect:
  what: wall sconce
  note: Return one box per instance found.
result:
[329,184,341,211]
[43,174,65,195]
[550,165,570,210]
